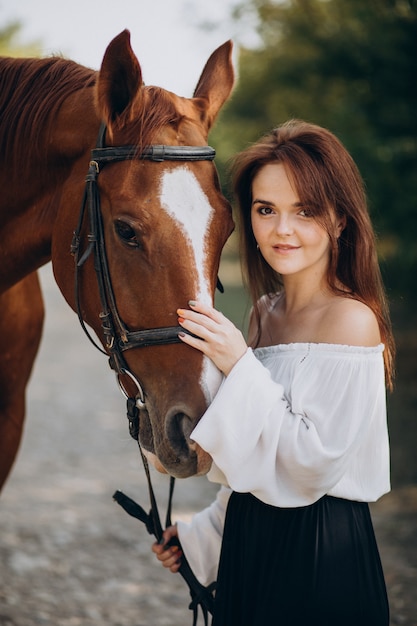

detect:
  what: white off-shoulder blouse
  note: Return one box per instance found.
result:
[177,343,390,586]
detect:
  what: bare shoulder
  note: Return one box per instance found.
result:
[319,297,381,346]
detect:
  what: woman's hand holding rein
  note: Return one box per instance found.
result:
[151,525,182,573]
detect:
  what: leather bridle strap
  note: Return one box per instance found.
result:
[71,128,219,366]
[71,125,219,624]
[71,123,224,423]
[91,144,216,163]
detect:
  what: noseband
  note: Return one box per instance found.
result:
[71,124,220,431]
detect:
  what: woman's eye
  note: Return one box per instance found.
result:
[258,206,274,215]
[115,220,140,248]
[299,207,313,218]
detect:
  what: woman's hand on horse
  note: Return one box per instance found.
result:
[151,525,182,573]
[177,301,248,376]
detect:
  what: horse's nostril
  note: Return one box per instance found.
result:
[166,411,195,457]
[155,408,205,478]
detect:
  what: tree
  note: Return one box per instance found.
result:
[0,20,42,57]
[211,0,417,302]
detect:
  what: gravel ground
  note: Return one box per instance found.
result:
[0,265,416,626]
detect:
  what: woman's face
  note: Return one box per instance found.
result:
[251,162,336,283]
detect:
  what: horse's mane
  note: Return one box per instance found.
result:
[0,56,96,177]
[0,56,186,186]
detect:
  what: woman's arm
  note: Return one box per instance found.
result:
[191,345,387,507]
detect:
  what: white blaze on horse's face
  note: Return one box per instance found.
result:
[159,167,223,403]
[160,167,213,304]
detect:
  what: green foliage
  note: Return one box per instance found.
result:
[0,20,42,57]
[211,0,417,301]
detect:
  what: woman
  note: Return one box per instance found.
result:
[152,120,394,625]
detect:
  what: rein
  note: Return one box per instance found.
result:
[71,124,218,624]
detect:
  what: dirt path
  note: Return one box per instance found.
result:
[0,266,416,626]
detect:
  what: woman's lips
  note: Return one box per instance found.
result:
[273,244,300,252]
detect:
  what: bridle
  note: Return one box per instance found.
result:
[70,123,219,624]
[71,123,219,432]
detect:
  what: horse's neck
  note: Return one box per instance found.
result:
[0,80,101,289]
[0,140,95,291]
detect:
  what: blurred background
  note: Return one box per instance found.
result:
[0,0,416,624]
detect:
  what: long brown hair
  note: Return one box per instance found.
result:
[230,119,395,388]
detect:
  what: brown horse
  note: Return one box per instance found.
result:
[0,30,234,489]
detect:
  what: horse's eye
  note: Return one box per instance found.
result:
[115,220,140,248]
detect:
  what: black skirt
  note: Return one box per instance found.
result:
[212,492,389,626]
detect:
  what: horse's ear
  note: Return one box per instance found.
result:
[96,30,143,130]
[193,40,235,129]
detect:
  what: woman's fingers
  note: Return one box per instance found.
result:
[177,306,225,352]
[177,303,221,333]
[151,525,182,573]
[176,301,248,375]
[177,301,234,336]
[152,541,182,572]
[188,300,222,320]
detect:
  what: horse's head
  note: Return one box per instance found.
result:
[54,31,234,478]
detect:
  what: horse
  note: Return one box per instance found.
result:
[0,29,235,491]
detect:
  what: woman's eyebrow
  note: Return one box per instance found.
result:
[252,198,275,207]
[252,198,305,208]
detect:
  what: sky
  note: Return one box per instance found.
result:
[0,0,259,96]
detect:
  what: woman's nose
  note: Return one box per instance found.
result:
[275,214,293,236]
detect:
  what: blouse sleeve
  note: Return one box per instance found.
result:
[176,485,231,586]
[190,346,387,507]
